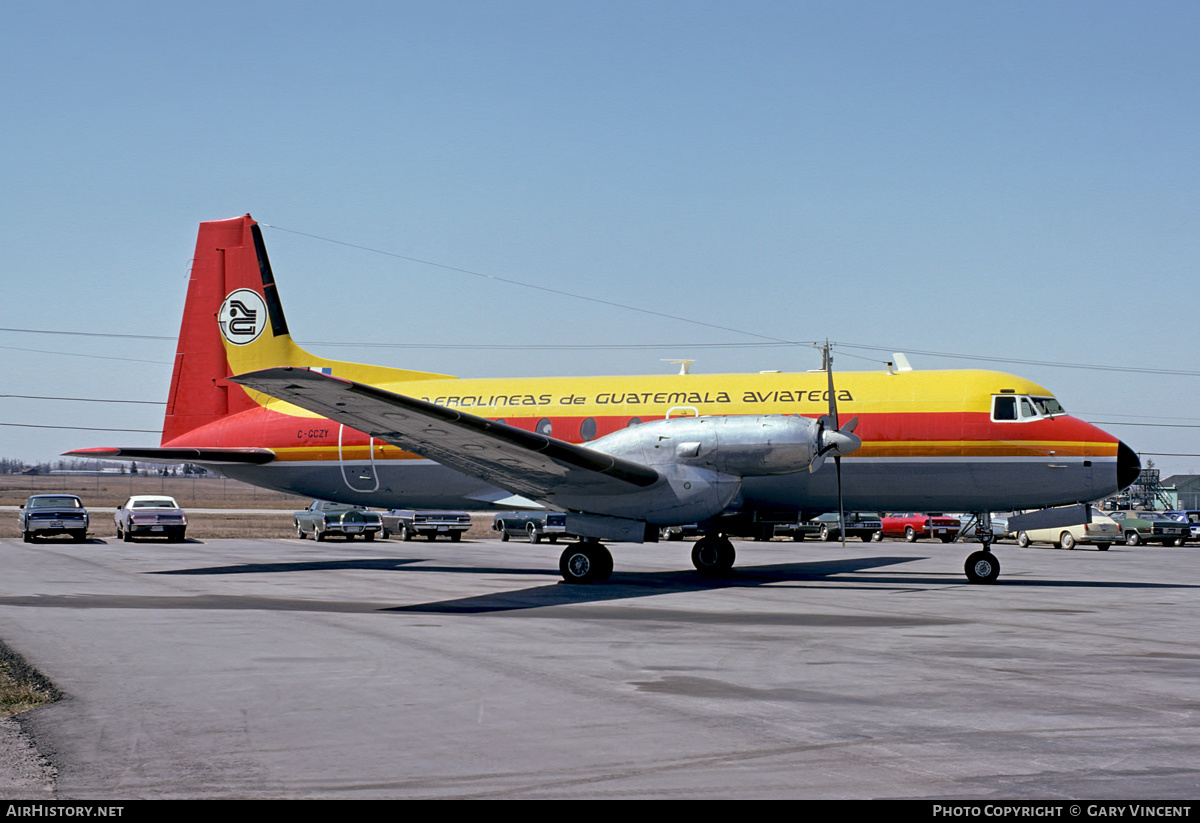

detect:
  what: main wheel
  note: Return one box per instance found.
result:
[691,536,736,577]
[964,550,1000,584]
[559,541,613,584]
[905,526,917,543]
[1060,531,1076,550]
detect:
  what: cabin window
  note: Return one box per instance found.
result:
[580,418,597,441]
[536,418,552,436]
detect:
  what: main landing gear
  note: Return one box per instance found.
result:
[556,534,740,583]
[558,540,613,584]
[690,534,736,577]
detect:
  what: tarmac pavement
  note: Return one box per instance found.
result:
[0,534,1197,799]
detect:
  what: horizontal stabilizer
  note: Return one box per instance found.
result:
[229,367,660,503]
[63,446,276,465]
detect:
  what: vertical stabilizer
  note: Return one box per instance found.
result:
[163,215,268,443]
[161,214,455,445]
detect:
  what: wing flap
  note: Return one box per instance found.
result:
[229,368,659,501]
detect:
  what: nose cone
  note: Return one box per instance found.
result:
[1116,441,1141,491]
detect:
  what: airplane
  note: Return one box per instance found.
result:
[69,214,1141,585]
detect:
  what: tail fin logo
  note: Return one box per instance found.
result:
[218,289,268,346]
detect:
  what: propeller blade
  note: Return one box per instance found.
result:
[835,454,846,548]
[825,342,839,428]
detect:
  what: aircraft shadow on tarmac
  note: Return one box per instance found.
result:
[148,554,1200,616]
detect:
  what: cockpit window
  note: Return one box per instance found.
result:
[1032,396,1065,416]
[993,396,1017,421]
[993,394,1066,422]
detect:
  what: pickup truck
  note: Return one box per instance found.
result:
[382,510,472,541]
[294,501,383,541]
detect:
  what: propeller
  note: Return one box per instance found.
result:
[808,342,863,547]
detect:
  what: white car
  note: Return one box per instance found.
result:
[115,495,188,542]
[1015,511,1120,550]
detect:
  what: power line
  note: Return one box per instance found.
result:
[0,423,160,433]
[262,223,798,344]
[0,395,165,405]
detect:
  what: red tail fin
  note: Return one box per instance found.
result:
[162,214,281,444]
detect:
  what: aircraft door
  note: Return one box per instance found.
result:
[339,424,380,493]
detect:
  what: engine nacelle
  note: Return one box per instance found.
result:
[589,414,823,477]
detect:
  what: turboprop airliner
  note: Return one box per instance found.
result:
[69,214,1141,584]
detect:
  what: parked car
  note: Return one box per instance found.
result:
[660,523,703,541]
[1163,511,1200,545]
[776,512,882,542]
[18,494,89,543]
[880,513,961,542]
[1015,510,1120,550]
[1106,511,1189,546]
[293,501,383,541]
[954,514,1010,543]
[382,510,472,541]
[114,495,187,542]
[492,511,570,543]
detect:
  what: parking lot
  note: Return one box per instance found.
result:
[1,533,1197,798]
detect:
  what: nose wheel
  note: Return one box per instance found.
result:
[964,550,1000,584]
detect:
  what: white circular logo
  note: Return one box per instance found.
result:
[218,289,268,346]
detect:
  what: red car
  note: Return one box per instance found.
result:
[881,513,961,543]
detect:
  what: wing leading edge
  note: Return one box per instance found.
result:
[229,368,660,502]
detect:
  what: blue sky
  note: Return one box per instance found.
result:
[1,1,1197,478]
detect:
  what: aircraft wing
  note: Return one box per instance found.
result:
[229,368,660,501]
